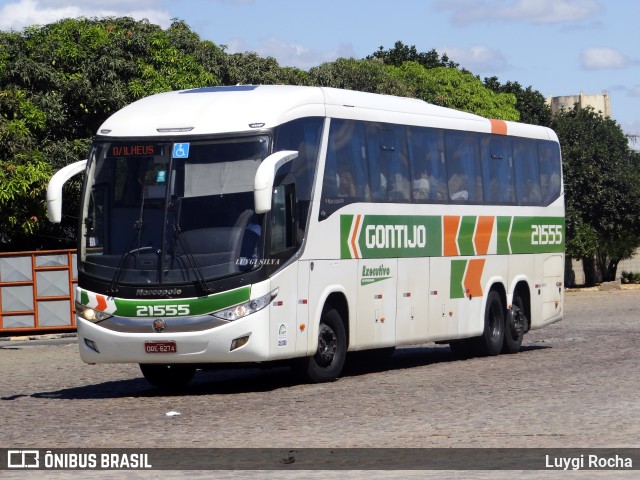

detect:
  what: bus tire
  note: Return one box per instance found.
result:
[503,293,526,354]
[297,307,347,383]
[139,364,196,390]
[474,290,505,356]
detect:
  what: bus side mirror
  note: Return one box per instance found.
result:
[47,159,87,223]
[254,150,297,214]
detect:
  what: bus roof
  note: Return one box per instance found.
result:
[97,85,557,141]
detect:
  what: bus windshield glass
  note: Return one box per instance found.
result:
[80,136,269,286]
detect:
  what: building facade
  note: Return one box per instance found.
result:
[547,91,611,117]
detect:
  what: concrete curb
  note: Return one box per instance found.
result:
[0,332,77,342]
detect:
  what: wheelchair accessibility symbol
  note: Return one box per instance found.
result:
[172,143,190,159]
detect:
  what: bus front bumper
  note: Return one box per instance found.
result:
[77,312,271,365]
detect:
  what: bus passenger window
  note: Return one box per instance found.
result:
[319,119,369,219]
[482,136,515,204]
[539,142,561,204]
[445,132,483,203]
[369,126,410,202]
[408,127,447,203]
[514,138,542,205]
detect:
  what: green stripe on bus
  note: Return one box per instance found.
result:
[458,216,476,256]
[497,216,512,255]
[340,214,563,259]
[450,260,467,299]
[340,215,354,259]
[509,216,565,254]
[113,286,251,317]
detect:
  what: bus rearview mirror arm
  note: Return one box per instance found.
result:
[254,150,298,214]
[47,159,87,223]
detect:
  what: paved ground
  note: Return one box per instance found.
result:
[1,288,639,479]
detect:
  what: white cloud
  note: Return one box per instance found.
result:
[581,47,637,70]
[226,37,356,70]
[435,0,603,26]
[438,44,510,73]
[0,0,171,31]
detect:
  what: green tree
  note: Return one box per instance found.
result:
[552,106,640,284]
[484,77,551,126]
[389,62,519,120]
[368,40,459,69]
[221,51,308,86]
[0,17,225,251]
[308,57,413,96]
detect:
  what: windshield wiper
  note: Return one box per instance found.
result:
[108,244,159,295]
[173,224,211,295]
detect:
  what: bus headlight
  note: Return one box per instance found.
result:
[212,289,278,321]
[76,302,113,323]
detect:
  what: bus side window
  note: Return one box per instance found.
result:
[538,141,561,204]
[270,184,295,254]
[514,138,542,205]
[409,127,446,202]
[445,132,483,203]
[383,128,410,201]
[367,126,386,201]
[482,136,515,204]
[319,119,369,219]
[368,126,410,202]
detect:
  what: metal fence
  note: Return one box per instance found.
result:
[0,250,77,335]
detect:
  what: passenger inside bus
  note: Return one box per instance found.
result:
[337,165,356,197]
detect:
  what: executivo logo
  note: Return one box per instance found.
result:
[361,264,392,285]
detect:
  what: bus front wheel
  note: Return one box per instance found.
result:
[474,290,505,356]
[139,364,196,390]
[296,307,347,383]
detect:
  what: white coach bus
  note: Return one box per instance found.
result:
[47,85,564,389]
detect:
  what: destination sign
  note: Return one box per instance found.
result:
[108,144,160,157]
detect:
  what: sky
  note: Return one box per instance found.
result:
[0,0,639,143]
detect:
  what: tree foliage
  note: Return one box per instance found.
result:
[368,40,459,69]
[552,106,640,283]
[389,63,519,120]
[483,77,551,126]
[307,57,412,96]
[0,17,227,250]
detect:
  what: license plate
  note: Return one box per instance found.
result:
[144,341,177,353]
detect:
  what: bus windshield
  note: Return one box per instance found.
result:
[80,136,269,287]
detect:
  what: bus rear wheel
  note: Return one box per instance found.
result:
[139,364,196,390]
[503,293,526,354]
[296,307,347,383]
[474,290,505,356]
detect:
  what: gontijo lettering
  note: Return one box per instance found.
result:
[340,214,442,259]
[365,224,426,249]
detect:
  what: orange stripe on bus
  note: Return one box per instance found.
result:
[96,295,108,311]
[464,259,485,298]
[443,216,460,256]
[474,216,495,255]
[490,119,507,135]
[351,214,361,259]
